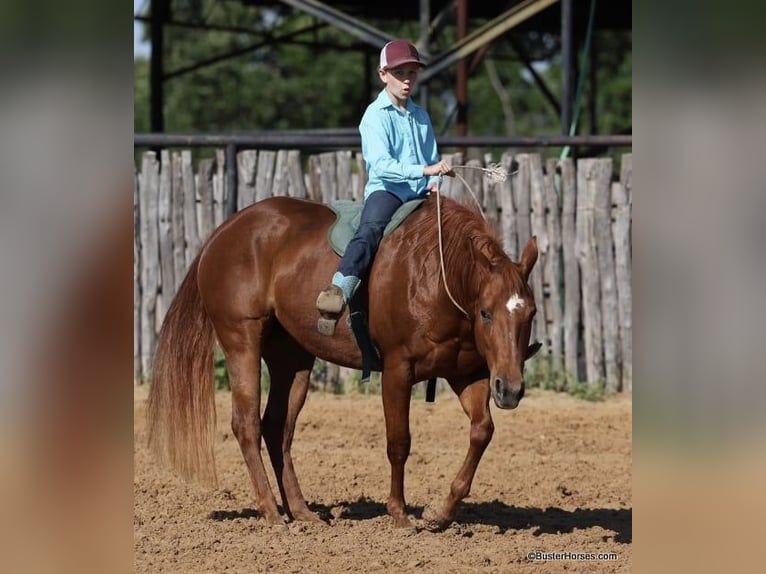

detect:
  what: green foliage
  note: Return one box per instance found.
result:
[213,346,229,390]
[134,3,631,145]
[525,356,607,402]
[213,346,270,393]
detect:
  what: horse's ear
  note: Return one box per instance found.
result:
[518,236,538,281]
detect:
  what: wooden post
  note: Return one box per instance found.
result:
[353,152,367,201]
[529,154,548,348]
[513,154,532,257]
[272,150,290,197]
[255,150,276,202]
[237,150,258,209]
[171,152,187,288]
[442,152,464,201]
[134,169,142,382]
[157,151,175,323]
[614,154,632,392]
[199,159,216,243]
[181,151,201,268]
[498,152,517,260]
[461,157,484,209]
[482,153,500,224]
[307,155,321,201]
[593,158,620,392]
[319,152,338,204]
[336,150,353,200]
[213,149,226,227]
[576,159,604,385]
[139,152,161,380]
[561,158,580,381]
[287,150,308,199]
[544,158,564,365]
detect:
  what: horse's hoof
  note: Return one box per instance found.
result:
[317,316,338,336]
[392,514,413,528]
[422,505,450,531]
[263,513,288,528]
[292,509,326,524]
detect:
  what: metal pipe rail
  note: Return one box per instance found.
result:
[134,132,631,150]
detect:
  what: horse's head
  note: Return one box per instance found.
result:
[472,236,541,410]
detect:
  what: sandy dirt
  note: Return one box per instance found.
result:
[134,385,631,573]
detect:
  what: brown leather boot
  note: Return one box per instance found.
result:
[316,285,345,315]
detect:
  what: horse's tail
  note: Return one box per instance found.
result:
[147,254,217,486]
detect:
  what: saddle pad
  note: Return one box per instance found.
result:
[328,198,426,256]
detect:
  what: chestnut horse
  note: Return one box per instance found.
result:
[148,194,539,529]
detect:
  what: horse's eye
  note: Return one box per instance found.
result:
[480,309,492,322]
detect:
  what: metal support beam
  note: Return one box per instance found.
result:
[134,132,632,150]
[278,0,391,49]
[150,0,169,133]
[509,36,561,117]
[418,0,430,110]
[561,0,574,135]
[420,0,560,83]
[589,31,598,135]
[456,0,468,137]
[164,22,326,80]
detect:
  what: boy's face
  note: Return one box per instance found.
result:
[380,63,422,101]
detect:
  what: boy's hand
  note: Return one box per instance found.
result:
[424,160,454,177]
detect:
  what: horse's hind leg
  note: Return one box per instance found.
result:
[381,363,414,528]
[262,333,323,523]
[218,318,284,525]
[423,376,494,530]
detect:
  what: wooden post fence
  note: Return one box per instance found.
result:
[134,150,632,394]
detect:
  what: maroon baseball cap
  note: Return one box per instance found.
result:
[379,40,425,70]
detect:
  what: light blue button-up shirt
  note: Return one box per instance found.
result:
[359,89,441,201]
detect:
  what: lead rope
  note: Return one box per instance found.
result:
[434,163,511,318]
[435,186,469,318]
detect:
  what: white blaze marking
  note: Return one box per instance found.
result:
[506,294,524,313]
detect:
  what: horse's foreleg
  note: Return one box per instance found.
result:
[424,378,494,530]
[220,319,284,525]
[262,350,323,523]
[381,366,413,528]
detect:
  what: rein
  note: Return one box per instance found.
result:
[433,163,510,318]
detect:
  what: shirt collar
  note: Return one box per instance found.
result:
[372,88,416,113]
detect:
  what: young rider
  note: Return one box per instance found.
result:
[316,39,453,321]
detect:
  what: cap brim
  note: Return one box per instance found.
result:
[383,57,425,69]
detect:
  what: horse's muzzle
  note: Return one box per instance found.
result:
[492,376,524,410]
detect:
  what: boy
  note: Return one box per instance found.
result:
[316,39,453,322]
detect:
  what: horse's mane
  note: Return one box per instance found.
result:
[401,196,525,309]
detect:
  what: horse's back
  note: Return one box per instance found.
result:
[194,197,362,364]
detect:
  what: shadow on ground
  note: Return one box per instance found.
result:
[211,497,630,544]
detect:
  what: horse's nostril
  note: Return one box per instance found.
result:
[494,378,504,396]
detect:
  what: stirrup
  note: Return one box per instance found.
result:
[316,285,345,314]
[317,316,339,336]
[316,285,346,336]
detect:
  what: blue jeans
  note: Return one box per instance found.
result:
[337,190,403,280]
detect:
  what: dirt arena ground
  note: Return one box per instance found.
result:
[134,385,631,573]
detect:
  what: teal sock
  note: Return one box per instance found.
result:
[331,272,360,303]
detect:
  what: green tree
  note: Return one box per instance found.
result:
[134,57,149,133]
[134,2,631,150]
